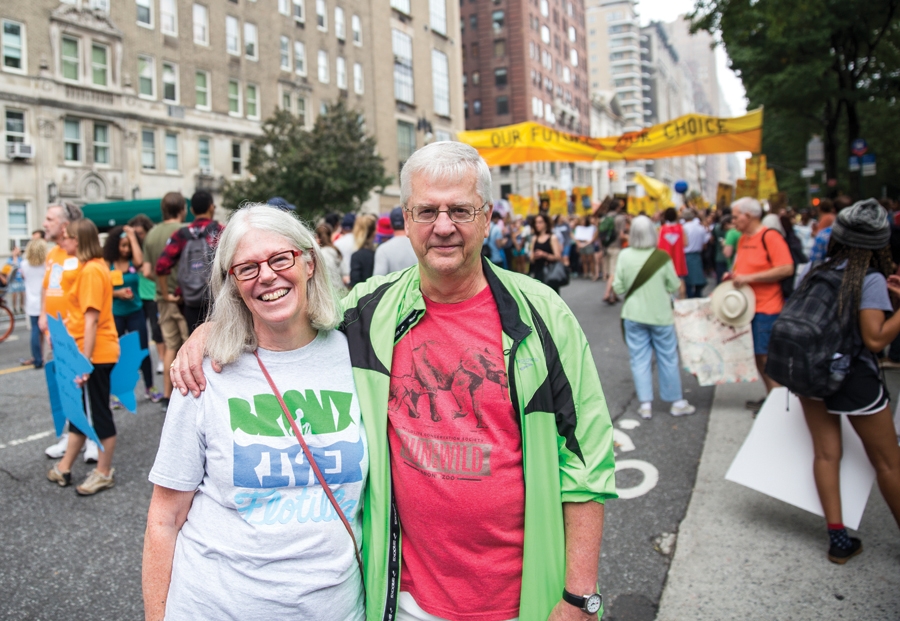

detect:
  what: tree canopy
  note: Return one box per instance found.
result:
[222,100,391,219]
[691,0,900,203]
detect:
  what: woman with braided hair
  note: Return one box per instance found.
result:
[797,199,900,564]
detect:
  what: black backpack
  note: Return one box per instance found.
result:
[765,268,862,397]
[761,228,804,300]
[177,222,218,307]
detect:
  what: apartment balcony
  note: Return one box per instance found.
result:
[609,44,639,54]
[611,58,638,67]
[615,84,641,94]
[610,32,639,42]
[611,70,641,80]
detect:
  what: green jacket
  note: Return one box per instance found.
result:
[340,259,617,621]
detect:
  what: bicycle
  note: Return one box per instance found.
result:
[0,289,14,343]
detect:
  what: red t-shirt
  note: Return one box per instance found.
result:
[658,223,688,276]
[388,285,525,621]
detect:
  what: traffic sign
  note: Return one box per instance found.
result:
[849,156,860,172]
[862,153,876,177]
[801,167,815,178]
[851,138,868,157]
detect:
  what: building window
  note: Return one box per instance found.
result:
[496,96,509,115]
[244,23,258,60]
[165,133,178,171]
[492,10,504,33]
[353,62,363,94]
[282,91,291,111]
[568,25,576,42]
[91,43,108,86]
[316,0,327,30]
[8,201,28,251]
[435,130,452,142]
[392,29,413,104]
[570,49,578,67]
[317,50,329,83]
[93,123,109,164]
[2,20,25,73]
[141,128,155,169]
[293,0,305,22]
[246,84,259,118]
[429,0,446,34]
[470,14,477,29]
[494,39,505,57]
[198,137,211,171]
[226,16,240,55]
[137,0,153,27]
[161,0,177,35]
[61,36,79,81]
[280,36,291,70]
[162,62,177,102]
[294,41,307,75]
[195,70,209,109]
[6,110,25,144]
[391,0,411,14]
[351,14,362,45]
[279,0,290,15]
[532,96,543,118]
[64,120,82,162]
[90,0,110,11]
[471,42,479,58]
[431,49,449,116]
[193,4,208,44]
[336,56,347,89]
[231,141,241,175]
[541,25,550,44]
[494,67,507,87]
[138,55,155,98]
[540,0,549,17]
[471,71,479,84]
[335,7,345,40]
[228,80,241,115]
[297,97,307,127]
[397,120,415,174]
[473,99,481,114]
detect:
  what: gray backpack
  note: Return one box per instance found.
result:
[177,222,217,307]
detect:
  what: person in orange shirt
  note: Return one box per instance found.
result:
[727,197,794,406]
[47,219,121,496]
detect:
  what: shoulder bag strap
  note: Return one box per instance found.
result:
[620,250,671,339]
[253,350,366,593]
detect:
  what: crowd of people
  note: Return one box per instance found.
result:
[11,138,899,619]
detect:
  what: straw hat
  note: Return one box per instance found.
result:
[710,281,756,328]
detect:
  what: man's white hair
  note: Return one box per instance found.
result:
[731,197,762,219]
[399,141,493,209]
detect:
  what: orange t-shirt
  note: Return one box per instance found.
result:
[43,245,81,322]
[733,226,793,315]
[66,259,120,365]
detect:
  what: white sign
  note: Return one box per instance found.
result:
[800,168,815,179]
[725,388,876,530]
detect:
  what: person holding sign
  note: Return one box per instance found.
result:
[46,220,120,495]
[143,206,366,620]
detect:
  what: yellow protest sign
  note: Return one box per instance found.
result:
[735,179,758,199]
[759,168,779,200]
[745,155,767,181]
[457,109,763,166]
[509,194,537,217]
[716,183,734,209]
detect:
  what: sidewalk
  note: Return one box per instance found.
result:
[657,381,899,621]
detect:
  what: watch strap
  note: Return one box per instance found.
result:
[562,588,587,609]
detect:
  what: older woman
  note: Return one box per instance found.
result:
[613,216,695,419]
[143,205,367,620]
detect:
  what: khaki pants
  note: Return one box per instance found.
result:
[158,299,189,353]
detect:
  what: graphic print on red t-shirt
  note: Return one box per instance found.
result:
[388,285,525,621]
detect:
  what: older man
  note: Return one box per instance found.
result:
[173,142,617,621]
[728,197,794,407]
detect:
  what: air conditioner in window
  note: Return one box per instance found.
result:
[6,143,34,159]
[199,167,213,177]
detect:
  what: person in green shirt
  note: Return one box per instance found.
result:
[712,214,734,283]
[724,225,742,271]
[613,215,695,420]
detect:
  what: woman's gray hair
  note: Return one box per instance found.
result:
[731,197,762,219]
[399,141,493,210]
[629,215,657,249]
[205,204,343,365]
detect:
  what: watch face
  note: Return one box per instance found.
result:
[585,594,602,614]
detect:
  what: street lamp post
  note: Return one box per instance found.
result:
[47,181,58,204]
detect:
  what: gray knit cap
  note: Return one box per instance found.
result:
[831,199,890,250]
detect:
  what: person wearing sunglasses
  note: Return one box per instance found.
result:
[143,206,366,620]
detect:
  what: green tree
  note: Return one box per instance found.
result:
[691,0,900,202]
[222,101,391,219]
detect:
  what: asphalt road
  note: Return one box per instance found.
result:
[0,277,714,620]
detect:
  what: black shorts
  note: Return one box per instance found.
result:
[69,364,116,440]
[143,299,162,344]
[823,356,890,416]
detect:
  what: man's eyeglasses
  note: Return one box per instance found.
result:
[229,249,301,281]
[406,203,488,224]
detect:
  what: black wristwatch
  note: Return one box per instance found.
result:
[562,588,603,614]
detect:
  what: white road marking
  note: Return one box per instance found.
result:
[613,429,636,453]
[615,459,660,499]
[617,418,641,430]
[0,429,54,450]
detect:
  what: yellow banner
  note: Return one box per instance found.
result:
[759,168,779,200]
[457,109,763,166]
[735,179,758,199]
[509,194,537,217]
[745,155,767,181]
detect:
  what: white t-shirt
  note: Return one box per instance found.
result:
[150,329,367,621]
[334,233,357,281]
[573,225,596,243]
[20,262,46,317]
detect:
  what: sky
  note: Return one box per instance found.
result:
[635,0,747,117]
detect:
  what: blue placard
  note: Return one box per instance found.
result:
[46,315,102,446]
[44,360,67,437]
[109,331,148,414]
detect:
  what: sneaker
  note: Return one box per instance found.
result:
[45,434,69,459]
[156,360,164,374]
[47,464,72,487]
[638,405,652,420]
[75,468,115,496]
[670,403,696,417]
[110,395,122,410]
[828,537,862,564]
[83,440,99,464]
[146,387,164,403]
[745,398,765,412]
